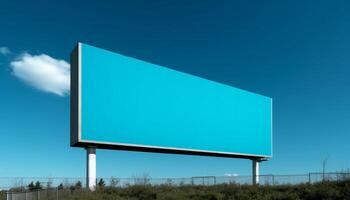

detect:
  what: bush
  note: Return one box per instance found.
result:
[10,179,350,200]
[27,181,42,191]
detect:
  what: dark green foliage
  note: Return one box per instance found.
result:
[35,181,42,190]
[27,181,42,191]
[27,181,35,190]
[60,180,350,200]
[58,183,64,190]
[4,180,350,200]
[98,178,106,188]
[75,181,82,190]
[69,181,83,192]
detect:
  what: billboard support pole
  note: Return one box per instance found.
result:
[86,147,96,191]
[252,159,260,185]
[252,158,268,185]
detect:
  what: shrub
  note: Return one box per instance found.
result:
[10,179,350,200]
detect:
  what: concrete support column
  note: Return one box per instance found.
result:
[252,159,260,185]
[86,147,96,191]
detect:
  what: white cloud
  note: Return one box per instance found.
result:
[0,46,11,55]
[224,173,239,177]
[10,53,70,96]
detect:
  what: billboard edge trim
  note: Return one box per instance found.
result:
[73,42,272,159]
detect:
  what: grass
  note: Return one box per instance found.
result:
[3,180,350,200]
[62,180,350,200]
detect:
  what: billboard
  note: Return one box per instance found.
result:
[71,43,272,159]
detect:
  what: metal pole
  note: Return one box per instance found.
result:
[252,159,260,185]
[308,173,311,184]
[322,159,326,182]
[86,147,96,191]
[56,187,58,200]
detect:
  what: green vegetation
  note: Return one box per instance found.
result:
[28,181,42,191]
[63,180,350,200]
[0,191,4,200]
[3,180,350,200]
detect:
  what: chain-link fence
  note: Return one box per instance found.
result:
[5,188,85,200]
[2,172,350,200]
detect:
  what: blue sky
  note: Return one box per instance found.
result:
[0,0,350,179]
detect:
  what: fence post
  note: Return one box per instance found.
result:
[6,192,10,200]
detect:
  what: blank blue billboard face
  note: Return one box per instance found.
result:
[71,43,272,158]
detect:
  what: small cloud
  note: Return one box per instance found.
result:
[0,46,11,55]
[10,53,70,96]
[224,173,239,177]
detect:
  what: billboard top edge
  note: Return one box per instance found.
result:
[76,42,272,101]
[71,42,273,158]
